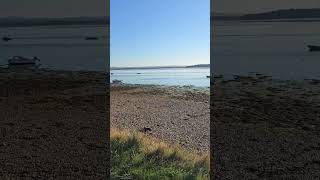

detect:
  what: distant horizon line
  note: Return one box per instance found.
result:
[0,16,109,27]
[0,16,109,19]
[212,7,320,16]
[111,64,210,70]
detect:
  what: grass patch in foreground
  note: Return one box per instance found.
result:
[111,129,209,180]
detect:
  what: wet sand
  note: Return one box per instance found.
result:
[211,75,320,179]
[0,69,109,178]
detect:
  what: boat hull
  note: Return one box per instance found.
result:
[308,45,320,52]
[7,56,39,69]
[9,62,36,65]
[85,37,98,40]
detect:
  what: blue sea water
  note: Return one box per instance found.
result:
[110,68,210,87]
[2,19,320,88]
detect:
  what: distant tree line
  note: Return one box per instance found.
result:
[241,8,320,20]
[211,8,320,21]
[0,17,109,27]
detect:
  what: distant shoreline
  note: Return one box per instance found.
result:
[212,17,320,23]
[212,8,320,21]
[0,16,109,28]
[111,64,210,70]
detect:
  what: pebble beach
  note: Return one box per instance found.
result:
[1,68,319,179]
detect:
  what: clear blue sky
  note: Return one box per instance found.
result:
[111,0,209,67]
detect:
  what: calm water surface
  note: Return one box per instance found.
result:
[213,19,320,80]
[3,20,319,87]
[111,68,210,87]
[0,25,108,71]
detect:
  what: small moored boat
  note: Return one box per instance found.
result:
[307,45,320,52]
[2,37,12,42]
[8,56,40,69]
[85,37,99,40]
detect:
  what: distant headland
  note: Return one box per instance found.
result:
[212,8,320,21]
[241,8,320,20]
[111,64,210,70]
[0,16,109,27]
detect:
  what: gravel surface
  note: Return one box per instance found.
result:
[110,84,210,153]
[3,68,318,179]
[0,69,109,179]
[211,75,320,179]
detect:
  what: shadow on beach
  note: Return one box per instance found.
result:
[0,68,109,178]
[211,74,320,179]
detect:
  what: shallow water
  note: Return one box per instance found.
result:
[212,19,320,80]
[3,20,319,86]
[111,68,210,87]
[0,25,108,71]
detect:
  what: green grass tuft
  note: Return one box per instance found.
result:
[111,129,209,180]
